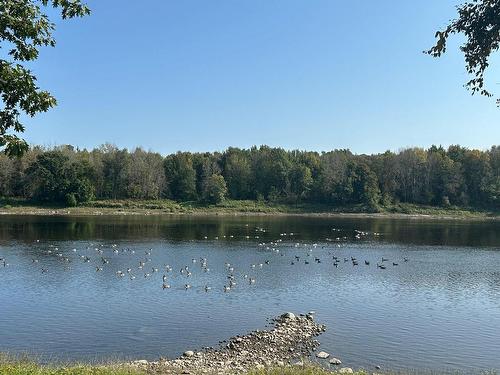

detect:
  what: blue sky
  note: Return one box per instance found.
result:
[24,0,500,154]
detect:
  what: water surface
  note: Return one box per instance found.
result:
[0,215,499,372]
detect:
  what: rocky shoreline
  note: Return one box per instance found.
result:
[131,312,339,374]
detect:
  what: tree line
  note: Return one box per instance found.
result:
[0,144,498,210]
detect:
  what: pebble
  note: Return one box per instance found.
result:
[339,367,354,374]
[132,312,325,374]
[316,351,330,359]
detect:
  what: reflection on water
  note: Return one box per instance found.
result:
[0,215,499,372]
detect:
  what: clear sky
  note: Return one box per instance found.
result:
[24,0,500,155]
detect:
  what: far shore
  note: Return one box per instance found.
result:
[0,199,498,221]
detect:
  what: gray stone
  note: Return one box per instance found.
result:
[316,351,330,359]
[329,357,342,365]
[339,367,354,374]
[183,350,195,357]
[282,312,296,320]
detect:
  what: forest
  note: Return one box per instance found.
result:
[0,144,499,211]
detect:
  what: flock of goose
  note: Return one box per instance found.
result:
[0,226,409,293]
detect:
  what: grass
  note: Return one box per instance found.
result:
[0,356,339,375]
[0,357,497,375]
[0,361,144,375]
[247,366,346,375]
[0,197,498,219]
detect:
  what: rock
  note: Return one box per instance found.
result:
[316,351,330,359]
[329,358,342,365]
[282,312,296,320]
[134,360,148,366]
[339,367,354,374]
[143,312,325,375]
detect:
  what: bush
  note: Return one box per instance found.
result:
[202,174,228,204]
[66,193,78,207]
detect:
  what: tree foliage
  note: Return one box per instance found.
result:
[427,0,500,101]
[0,0,90,156]
[202,174,228,204]
[0,144,499,210]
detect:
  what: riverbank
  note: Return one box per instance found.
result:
[130,312,328,374]
[0,313,348,375]
[0,198,498,220]
[0,361,341,375]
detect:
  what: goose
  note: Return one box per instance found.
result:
[185,284,191,290]
[392,262,398,266]
[224,285,231,292]
[204,285,211,292]
[365,260,370,265]
[162,283,170,289]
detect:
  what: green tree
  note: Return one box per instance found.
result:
[202,174,227,204]
[0,0,90,156]
[164,152,197,201]
[99,145,130,199]
[222,148,252,199]
[350,162,380,209]
[427,0,500,102]
[287,164,313,201]
[27,150,94,204]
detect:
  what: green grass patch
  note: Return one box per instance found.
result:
[247,365,342,375]
[0,362,144,375]
[0,198,498,219]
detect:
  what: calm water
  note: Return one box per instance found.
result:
[0,215,499,372]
